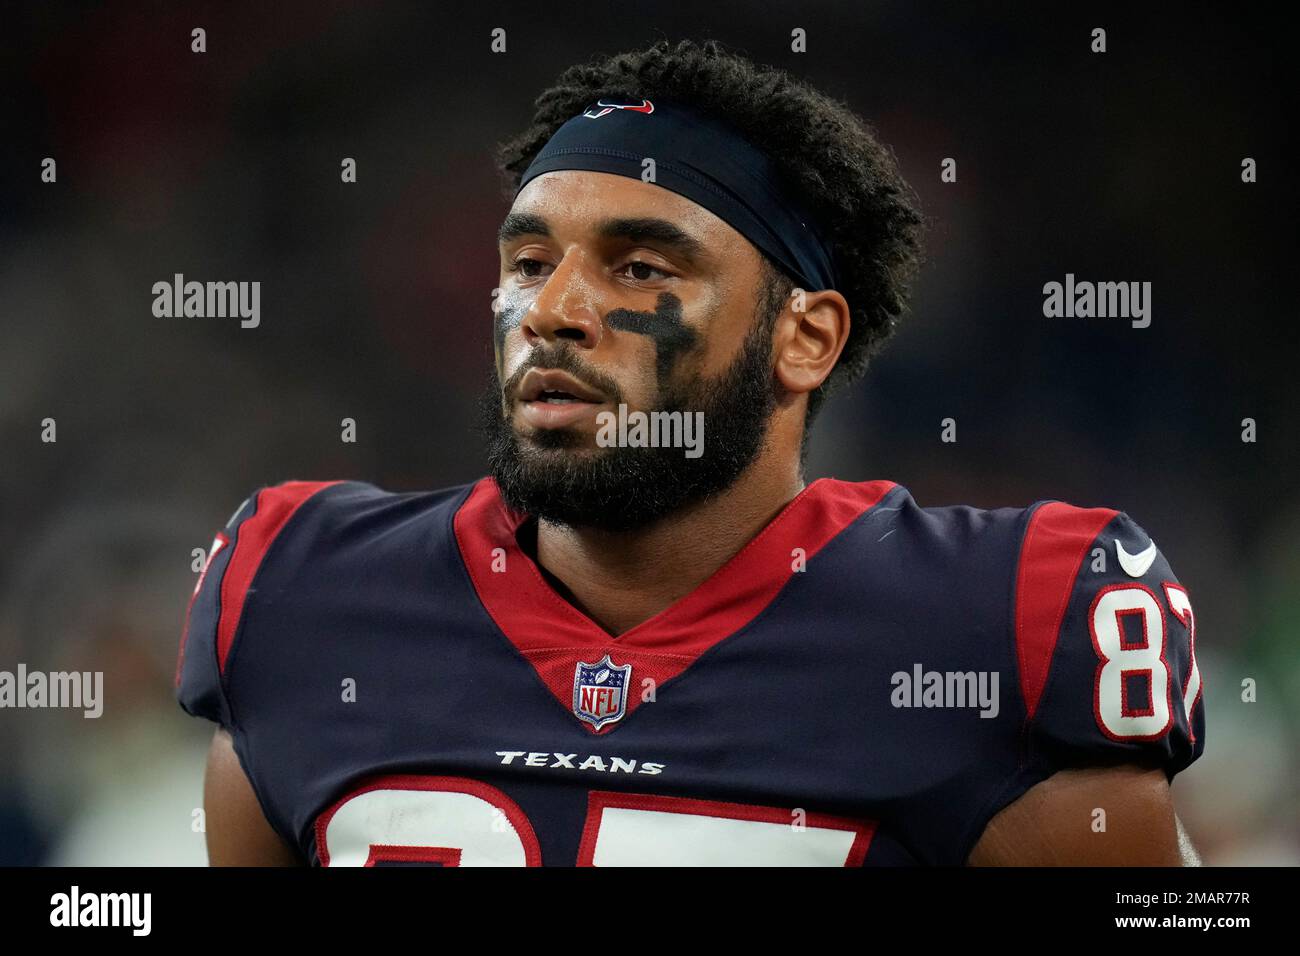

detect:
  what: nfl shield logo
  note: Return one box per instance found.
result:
[573,654,632,731]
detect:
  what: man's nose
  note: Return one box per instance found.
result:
[520,251,603,349]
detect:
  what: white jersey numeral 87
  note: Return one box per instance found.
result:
[314,775,875,866]
[1089,583,1200,741]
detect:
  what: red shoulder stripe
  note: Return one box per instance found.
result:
[1014,501,1117,722]
[174,530,230,687]
[216,481,341,674]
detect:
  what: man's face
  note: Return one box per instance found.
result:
[483,169,783,531]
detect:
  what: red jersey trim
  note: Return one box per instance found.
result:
[174,531,229,687]
[453,476,896,732]
[1014,501,1118,723]
[216,481,341,674]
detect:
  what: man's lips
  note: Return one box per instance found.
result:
[517,368,605,403]
[515,367,607,430]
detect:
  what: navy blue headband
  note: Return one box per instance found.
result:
[515,98,839,292]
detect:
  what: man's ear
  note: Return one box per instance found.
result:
[772,288,851,397]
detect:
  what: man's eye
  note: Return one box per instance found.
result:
[623,261,669,281]
[511,258,548,278]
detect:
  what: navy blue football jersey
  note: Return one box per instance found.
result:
[176,478,1204,865]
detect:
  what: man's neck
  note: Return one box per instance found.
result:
[534,455,805,637]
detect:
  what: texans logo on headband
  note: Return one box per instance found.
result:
[582,98,655,119]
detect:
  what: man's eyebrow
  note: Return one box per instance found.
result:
[497,212,550,245]
[497,212,709,265]
[597,217,708,264]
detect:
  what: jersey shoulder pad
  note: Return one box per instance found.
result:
[174,480,342,724]
[1013,501,1204,775]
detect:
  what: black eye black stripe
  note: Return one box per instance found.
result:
[604,293,697,381]
[496,292,697,384]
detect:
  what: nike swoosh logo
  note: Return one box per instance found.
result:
[1116,539,1158,577]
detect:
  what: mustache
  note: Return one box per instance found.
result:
[501,346,624,404]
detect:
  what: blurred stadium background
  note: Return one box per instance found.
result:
[1,1,1295,865]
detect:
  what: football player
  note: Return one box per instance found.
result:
[179,40,1204,865]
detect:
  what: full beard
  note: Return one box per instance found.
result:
[479,321,778,533]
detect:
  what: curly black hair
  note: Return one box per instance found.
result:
[496,38,924,425]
